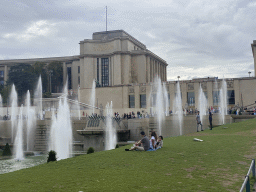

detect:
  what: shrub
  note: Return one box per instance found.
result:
[115,144,119,148]
[2,143,12,156]
[47,150,57,163]
[87,147,95,154]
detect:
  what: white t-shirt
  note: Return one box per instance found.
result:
[150,136,156,149]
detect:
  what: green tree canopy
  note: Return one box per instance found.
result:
[7,64,37,98]
[48,61,63,93]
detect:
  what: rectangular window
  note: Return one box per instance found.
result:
[78,76,80,85]
[101,58,109,87]
[97,58,99,82]
[187,92,195,106]
[0,71,4,78]
[129,95,135,108]
[213,91,220,105]
[78,66,80,74]
[227,90,235,104]
[140,94,146,108]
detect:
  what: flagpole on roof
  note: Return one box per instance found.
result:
[106,6,107,31]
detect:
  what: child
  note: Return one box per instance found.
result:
[155,136,163,150]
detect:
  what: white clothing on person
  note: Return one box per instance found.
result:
[150,136,156,149]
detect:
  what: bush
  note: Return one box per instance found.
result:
[115,144,119,148]
[43,92,52,98]
[2,143,12,156]
[47,150,57,163]
[87,147,95,154]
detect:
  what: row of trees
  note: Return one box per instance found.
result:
[0,61,63,104]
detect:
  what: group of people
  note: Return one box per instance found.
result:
[196,109,213,132]
[125,131,163,151]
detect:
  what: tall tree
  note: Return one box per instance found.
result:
[32,62,48,93]
[7,64,37,100]
[47,61,63,93]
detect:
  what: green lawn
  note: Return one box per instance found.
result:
[1,118,256,191]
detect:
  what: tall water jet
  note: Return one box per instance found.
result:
[105,101,116,150]
[14,105,24,160]
[34,76,43,120]
[198,84,208,124]
[89,80,96,115]
[49,84,73,160]
[155,77,165,136]
[219,79,227,124]
[10,84,18,143]
[26,90,36,151]
[173,81,183,135]
[163,82,169,116]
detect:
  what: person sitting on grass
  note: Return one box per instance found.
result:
[150,131,157,150]
[125,131,150,151]
[155,136,163,150]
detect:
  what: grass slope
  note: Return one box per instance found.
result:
[1,119,256,192]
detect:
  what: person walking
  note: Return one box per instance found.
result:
[209,109,213,130]
[196,111,203,132]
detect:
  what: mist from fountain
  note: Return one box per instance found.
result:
[173,81,183,135]
[155,77,166,136]
[10,84,18,143]
[34,76,43,120]
[198,84,208,123]
[26,90,36,151]
[89,80,96,115]
[163,82,169,116]
[219,79,227,124]
[49,83,73,160]
[105,101,116,150]
[14,105,24,160]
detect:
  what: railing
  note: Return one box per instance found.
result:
[240,159,255,192]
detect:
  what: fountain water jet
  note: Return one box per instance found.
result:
[219,79,227,124]
[155,77,166,136]
[105,101,116,150]
[10,84,18,143]
[173,81,183,135]
[89,80,96,115]
[34,76,43,120]
[198,84,208,123]
[14,105,24,160]
[26,90,36,151]
[49,84,73,160]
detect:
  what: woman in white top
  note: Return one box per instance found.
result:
[150,131,157,150]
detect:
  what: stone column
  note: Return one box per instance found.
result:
[4,65,8,85]
[63,62,67,85]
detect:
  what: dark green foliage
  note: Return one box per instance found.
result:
[115,144,119,148]
[7,64,37,99]
[87,147,95,154]
[2,143,12,156]
[47,150,57,163]
[47,61,63,93]
[43,92,52,98]
[32,62,48,93]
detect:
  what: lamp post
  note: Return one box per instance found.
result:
[248,71,251,77]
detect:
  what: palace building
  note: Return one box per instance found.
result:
[0,30,256,115]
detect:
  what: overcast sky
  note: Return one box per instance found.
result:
[0,0,255,80]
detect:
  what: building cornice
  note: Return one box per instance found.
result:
[79,51,168,65]
[0,55,80,65]
[80,36,146,50]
